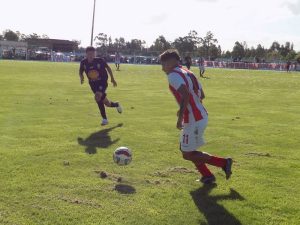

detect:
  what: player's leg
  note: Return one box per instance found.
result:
[181,119,232,182]
[202,68,206,76]
[94,92,108,125]
[90,82,108,125]
[180,121,215,184]
[95,88,122,114]
[103,97,122,113]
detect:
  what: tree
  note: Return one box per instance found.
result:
[94,33,108,54]
[187,30,200,49]
[114,37,126,52]
[232,41,245,60]
[0,34,3,41]
[210,44,222,60]
[199,31,218,59]
[256,44,266,58]
[223,50,232,58]
[94,33,108,47]
[126,39,145,54]
[295,53,300,63]
[270,41,280,52]
[3,30,19,41]
[41,34,49,39]
[286,50,297,61]
[150,35,171,52]
[26,33,41,40]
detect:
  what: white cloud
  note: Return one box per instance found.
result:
[145,14,168,25]
[284,0,300,15]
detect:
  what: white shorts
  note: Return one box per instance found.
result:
[115,60,120,64]
[199,66,205,71]
[180,117,208,152]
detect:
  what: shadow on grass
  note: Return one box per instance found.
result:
[114,184,136,195]
[190,184,245,225]
[77,123,123,154]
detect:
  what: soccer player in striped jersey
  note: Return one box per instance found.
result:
[160,49,233,185]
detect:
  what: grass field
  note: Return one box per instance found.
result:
[0,60,299,225]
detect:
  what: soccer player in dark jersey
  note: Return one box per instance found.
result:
[79,47,122,126]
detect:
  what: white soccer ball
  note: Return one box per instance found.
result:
[113,147,132,166]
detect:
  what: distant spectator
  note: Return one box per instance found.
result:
[185,56,192,70]
[115,52,121,71]
[286,61,291,72]
[198,57,206,78]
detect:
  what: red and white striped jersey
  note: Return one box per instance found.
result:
[168,66,208,124]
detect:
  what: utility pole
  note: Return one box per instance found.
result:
[90,0,96,46]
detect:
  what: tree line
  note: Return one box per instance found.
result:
[1,29,299,63]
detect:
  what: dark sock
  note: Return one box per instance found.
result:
[110,102,119,108]
[97,102,107,119]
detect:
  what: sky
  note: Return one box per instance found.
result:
[0,0,299,51]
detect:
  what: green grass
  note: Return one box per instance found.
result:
[0,60,299,225]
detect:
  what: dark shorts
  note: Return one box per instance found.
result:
[89,81,108,101]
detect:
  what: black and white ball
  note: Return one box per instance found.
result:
[113,147,132,166]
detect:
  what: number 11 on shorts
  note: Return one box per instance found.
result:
[183,134,189,144]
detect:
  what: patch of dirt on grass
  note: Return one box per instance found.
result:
[94,170,123,182]
[58,195,101,208]
[245,152,271,157]
[154,166,197,177]
[145,179,174,185]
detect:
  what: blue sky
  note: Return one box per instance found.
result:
[1,0,299,51]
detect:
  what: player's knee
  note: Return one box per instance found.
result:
[182,152,194,161]
[201,152,212,162]
[95,92,103,102]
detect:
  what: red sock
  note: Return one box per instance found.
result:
[207,156,226,168]
[195,163,213,177]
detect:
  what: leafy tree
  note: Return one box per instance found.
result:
[26,33,41,40]
[295,53,300,63]
[286,50,297,61]
[94,33,108,47]
[94,33,108,54]
[210,44,222,60]
[114,37,126,52]
[270,41,280,52]
[199,31,218,59]
[256,44,266,58]
[3,30,19,41]
[232,41,245,60]
[126,39,146,54]
[150,35,171,52]
[41,34,49,39]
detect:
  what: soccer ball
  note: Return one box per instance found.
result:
[113,147,132,166]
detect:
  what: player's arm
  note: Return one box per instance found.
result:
[176,85,190,130]
[200,88,205,100]
[79,62,85,84]
[105,64,117,87]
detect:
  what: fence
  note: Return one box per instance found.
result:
[204,61,299,71]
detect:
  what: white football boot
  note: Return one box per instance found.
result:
[101,119,109,126]
[116,103,123,114]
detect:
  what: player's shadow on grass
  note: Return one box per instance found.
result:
[190,184,245,225]
[77,123,123,154]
